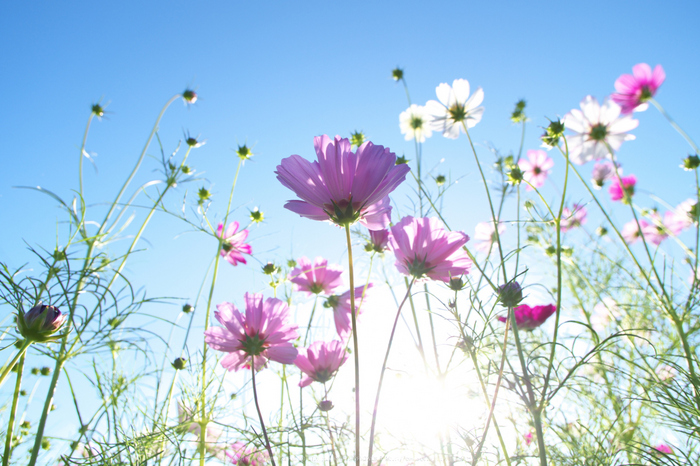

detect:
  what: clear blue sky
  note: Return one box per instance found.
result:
[2,0,700,459]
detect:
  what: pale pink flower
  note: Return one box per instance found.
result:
[560,204,587,232]
[665,199,697,235]
[216,222,252,266]
[609,175,636,202]
[325,284,373,341]
[591,161,620,189]
[474,220,505,253]
[295,340,348,387]
[612,63,665,114]
[399,104,433,143]
[227,441,270,465]
[288,256,343,296]
[425,79,484,139]
[641,212,669,246]
[523,432,533,446]
[204,293,298,372]
[656,364,677,382]
[562,96,638,165]
[367,229,390,253]
[622,219,647,244]
[389,216,471,281]
[276,135,410,230]
[591,297,621,332]
[497,304,556,330]
[654,444,674,455]
[178,404,224,455]
[518,150,553,190]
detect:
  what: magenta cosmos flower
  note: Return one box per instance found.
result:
[288,256,343,296]
[216,222,252,266]
[389,216,471,281]
[518,150,553,190]
[560,204,587,232]
[204,293,298,372]
[295,340,349,387]
[612,63,665,114]
[227,441,270,465]
[325,284,373,341]
[609,174,637,202]
[562,96,638,165]
[366,229,390,253]
[275,135,410,230]
[653,444,674,455]
[474,219,505,253]
[497,304,557,330]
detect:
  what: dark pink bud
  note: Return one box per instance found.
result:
[17,303,67,342]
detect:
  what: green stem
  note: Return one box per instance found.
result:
[0,340,30,390]
[344,224,361,466]
[650,98,699,154]
[367,277,415,466]
[2,353,25,466]
[251,358,276,466]
[78,113,95,205]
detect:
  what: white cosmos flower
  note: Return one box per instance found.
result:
[474,219,505,253]
[425,79,484,139]
[562,96,638,165]
[399,104,433,143]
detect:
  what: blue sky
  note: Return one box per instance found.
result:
[2,1,700,454]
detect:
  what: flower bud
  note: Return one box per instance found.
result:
[541,119,565,147]
[448,277,465,291]
[596,226,608,236]
[350,131,366,148]
[507,165,524,185]
[182,89,198,104]
[172,358,187,370]
[435,175,446,186]
[318,399,334,412]
[40,367,51,376]
[262,262,279,275]
[682,155,700,171]
[17,303,67,343]
[391,67,404,81]
[497,281,523,308]
[91,104,105,118]
[236,144,252,160]
[31,368,39,375]
[395,155,409,165]
[511,99,527,123]
[249,208,264,223]
[182,304,194,314]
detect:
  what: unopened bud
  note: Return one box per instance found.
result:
[448,277,465,291]
[497,281,523,308]
[182,89,198,104]
[40,367,51,376]
[249,208,264,223]
[395,155,409,165]
[350,131,366,148]
[236,144,252,160]
[262,263,279,275]
[182,304,194,314]
[318,399,334,411]
[172,358,187,370]
[17,303,67,343]
[511,99,527,123]
[91,104,105,118]
[391,67,404,81]
[435,175,446,186]
[682,155,700,171]
[541,119,565,147]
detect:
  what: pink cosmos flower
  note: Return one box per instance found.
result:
[523,432,533,446]
[497,304,557,330]
[591,161,620,189]
[609,175,637,202]
[474,219,506,253]
[591,297,621,332]
[216,222,252,266]
[612,63,665,114]
[367,229,390,253]
[622,219,647,244]
[227,441,270,465]
[276,135,410,230]
[665,199,697,235]
[178,404,224,456]
[641,212,669,246]
[425,79,484,139]
[562,96,638,165]
[295,340,349,387]
[560,204,587,232]
[389,216,471,281]
[518,150,554,190]
[653,444,674,455]
[204,293,298,372]
[325,284,373,341]
[288,256,343,296]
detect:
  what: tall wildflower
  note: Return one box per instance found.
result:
[425,79,484,139]
[275,135,410,230]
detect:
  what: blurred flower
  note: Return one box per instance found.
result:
[560,204,587,232]
[288,256,343,296]
[562,96,638,165]
[497,304,556,330]
[523,432,533,446]
[295,340,348,387]
[682,154,700,171]
[641,211,670,246]
[541,119,565,148]
[227,441,269,465]
[518,150,553,190]
[391,67,404,81]
[622,219,647,244]
[276,135,410,230]
[236,144,253,160]
[249,207,264,223]
[389,216,471,281]
[653,444,674,455]
[172,357,187,370]
[204,293,298,372]
[591,297,621,332]
[611,63,665,114]
[17,303,67,343]
[665,199,697,234]
[511,99,527,123]
[425,79,484,139]
[399,104,433,143]
[325,285,373,341]
[497,281,523,308]
[366,229,390,253]
[177,404,223,453]
[609,175,637,203]
[216,222,252,266]
[474,219,505,253]
[318,399,334,411]
[591,161,620,189]
[182,89,198,104]
[656,364,677,382]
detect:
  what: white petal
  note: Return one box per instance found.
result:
[452,79,471,104]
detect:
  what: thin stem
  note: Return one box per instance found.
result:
[344,224,361,466]
[367,277,415,466]
[324,384,339,466]
[650,98,699,154]
[251,358,276,466]
[78,114,95,212]
[0,340,30,390]
[2,353,25,466]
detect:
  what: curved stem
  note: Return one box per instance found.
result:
[251,359,276,466]
[367,277,415,466]
[650,98,699,154]
[344,224,361,466]
[78,114,95,212]
[2,353,25,466]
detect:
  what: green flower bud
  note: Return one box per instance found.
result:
[172,358,187,370]
[395,155,409,165]
[182,89,198,104]
[435,175,446,186]
[682,155,700,171]
[40,367,51,376]
[497,281,523,308]
[262,262,279,275]
[391,67,404,81]
[511,99,527,123]
[182,304,194,314]
[350,130,366,148]
[236,144,252,160]
[249,208,264,223]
